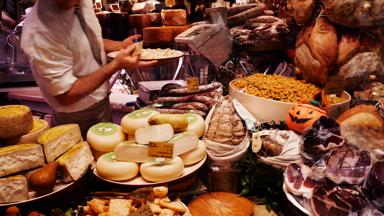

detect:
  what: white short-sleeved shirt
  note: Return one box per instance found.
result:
[21,0,109,113]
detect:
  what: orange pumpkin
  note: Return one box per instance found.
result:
[286,104,327,133]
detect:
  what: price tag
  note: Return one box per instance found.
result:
[130,203,153,216]
[324,75,345,95]
[148,142,174,158]
[187,77,199,92]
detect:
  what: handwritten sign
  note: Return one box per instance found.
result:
[187,77,199,92]
[148,142,174,158]
[130,203,153,216]
[324,75,345,95]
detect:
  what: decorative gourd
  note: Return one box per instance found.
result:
[286,104,327,133]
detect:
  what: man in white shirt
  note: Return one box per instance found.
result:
[21,0,156,136]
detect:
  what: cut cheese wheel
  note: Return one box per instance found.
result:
[87,122,126,152]
[169,132,199,155]
[161,9,187,26]
[180,140,207,165]
[114,141,154,162]
[140,156,184,182]
[0,105,33,139]
[121,109,160,136]
[184,113,205,138]
[96,152,139,181]
[5,118,49,145]
[135,124,174,144]
[143,27,174,45]
[129,14,151,29]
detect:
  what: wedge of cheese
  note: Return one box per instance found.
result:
[6,118,49,145]
[169,132,199,155]
[0,144,45,177]
[0,105,33,139]
[0,175,28,204]
[56,142,94,182]
[114,141,155,162]
[38,124,82,162]
[135,124,174,144]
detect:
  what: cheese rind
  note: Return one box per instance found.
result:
[161,9,187,26]
[140,156,184,182]
[114,141,155,162]
[96,152,139,181]
[184,113,205,138]
[6,118,49,145]
[135,124,174,144]
[56,141,94,182]
[38,124,83,162]
[0,175,28,204]
[0,144,45,177]
[87,122,126,153]
[169,132,199,155]
[121,109,160,135]
[0,105,33,139]
[180,140,207,165]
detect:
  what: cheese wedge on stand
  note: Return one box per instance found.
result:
[0,175,28,204]
[135,124,174,145]
[0,144,45,177]
[6,118,49,145]
[38,124,82,162]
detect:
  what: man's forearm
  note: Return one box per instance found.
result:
[103,39,123,53]
[55,61,119,106]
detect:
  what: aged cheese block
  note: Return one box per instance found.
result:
[38,124,82,162]
[56,141,94,182]
[0,105,33,139]
[140,156,184,182]
[121,109,160,136]
[87,122,126,153]
[135,124,174,144]
[0,144,45,177]
[143,26,174,45]
[188,192,254,216]
[129,14,151,29]
[164,25,190,38]
[96,152,139,181]
[6,118,49,145]
[161,9,187,26]
[180,140,207,165]
[0,175,28,204]
[114,141,154,162]
[184,113,205,138]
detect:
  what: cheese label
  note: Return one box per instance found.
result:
[324,75,345,94]
[187,77,199,92]
[131,203,153,216]
[91,122,117,136]
[128,109,155,119]
[148,142,174,158]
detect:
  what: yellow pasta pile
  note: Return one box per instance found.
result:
[232,74,320,103]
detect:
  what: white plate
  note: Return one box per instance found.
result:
[93,155,206,186]
[0,171,86,207]
[282,183,311,215]
[107,49,184,61]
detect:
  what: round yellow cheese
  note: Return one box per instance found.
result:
[180,140,207,165]
[140,156,184,182]
[5,118,49,145]
[0,105,33,139]
[96,152,139,181]
[87,122,126,152]
[121,109,160,136]
[184,113,205,138]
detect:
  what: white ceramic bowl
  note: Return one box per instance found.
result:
[229,80,351,122]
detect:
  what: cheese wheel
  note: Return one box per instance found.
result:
[96,152,139,181]
[0,105,33,139]
[180,140,207,165]
[184,113,205,138]
[121,109,160,135]
[129,14,151,29]
[143,27,174,45]
[140,156,184,182]
[164,25,190,38]
[5,118,49,145]
[135,124,174,144]
[161,9,187,26]
[87,122,126,152]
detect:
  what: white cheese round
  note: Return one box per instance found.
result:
[135,124,174,144]
[87,122,126,153]
[180,140,207,165]
[140,156,184,182]
[96,152,139,181]
[121,109,160,136]
[184,113,205,138]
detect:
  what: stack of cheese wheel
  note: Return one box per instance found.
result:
[0,105,33,140]
[94,109,208,183]
[5,118,49,145]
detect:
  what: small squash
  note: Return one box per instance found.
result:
[286,104,327,133]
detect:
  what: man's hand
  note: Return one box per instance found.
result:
[121,35,142,48]
[112,44,158,69]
